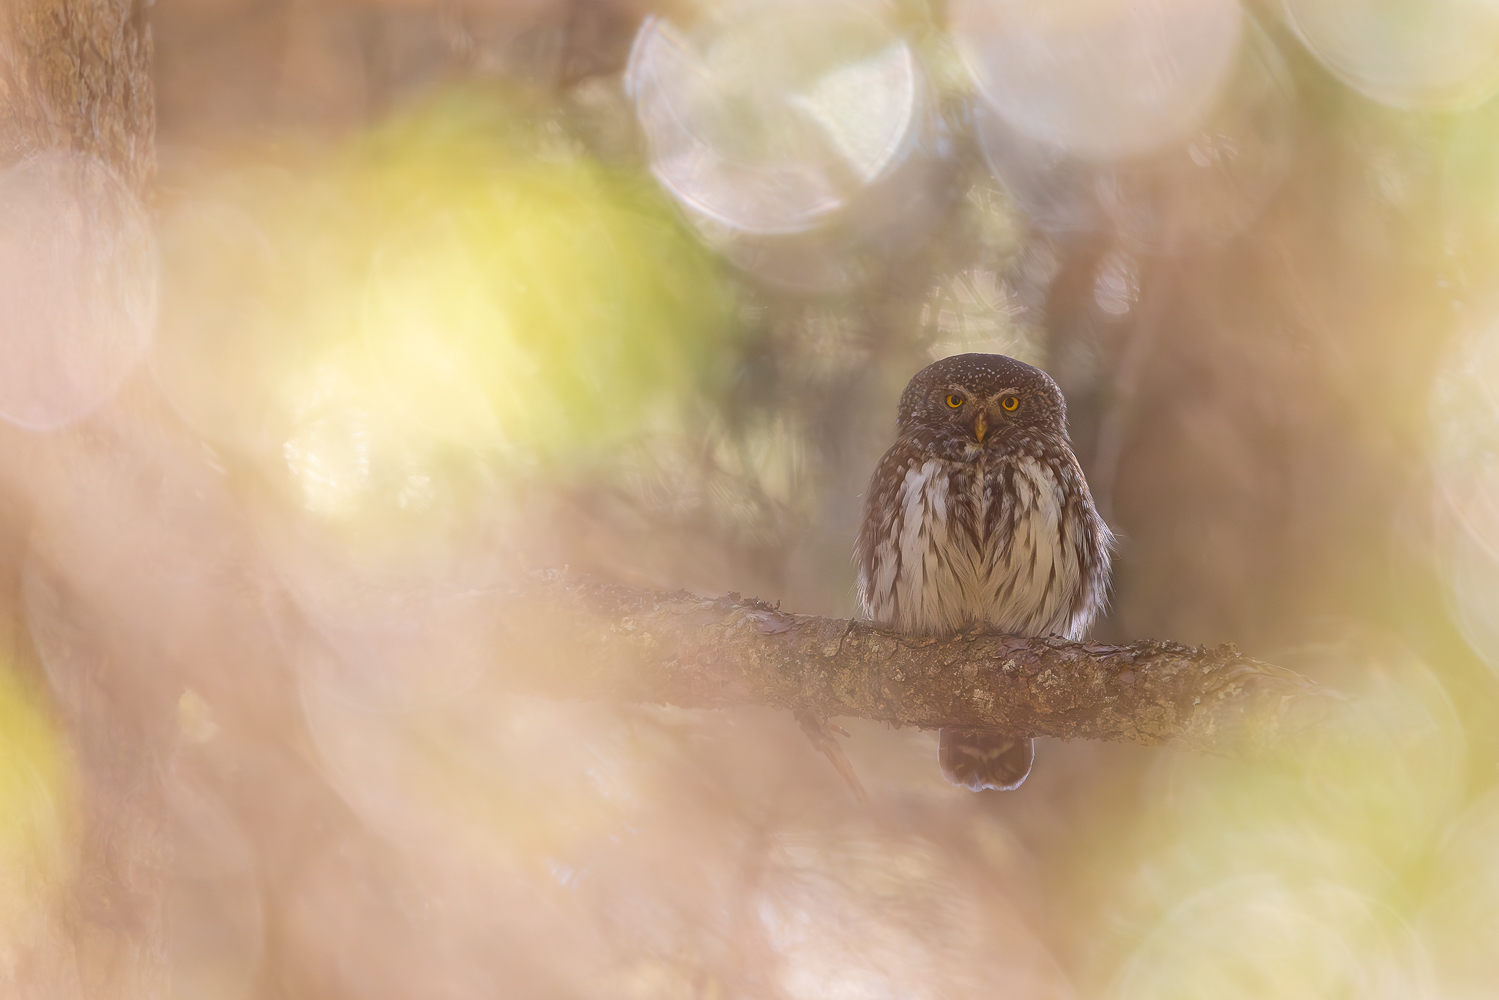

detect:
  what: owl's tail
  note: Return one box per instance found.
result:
[938,729,1034,791]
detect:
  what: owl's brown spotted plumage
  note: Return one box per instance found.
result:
[855,353,1113,791]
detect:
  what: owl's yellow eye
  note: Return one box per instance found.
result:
[945,394,964,409]
[1001,396,1020,412]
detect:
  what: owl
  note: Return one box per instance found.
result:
[855,353,1113,790]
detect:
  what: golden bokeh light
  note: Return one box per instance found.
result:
[0,658,76,952]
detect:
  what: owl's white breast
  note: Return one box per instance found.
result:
[977,455,1081,638]
[863,454,1085,639]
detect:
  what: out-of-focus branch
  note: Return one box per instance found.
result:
[497,573,1346,760]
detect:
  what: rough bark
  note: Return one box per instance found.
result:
[0,0,154,189]
[495,573,1348,761]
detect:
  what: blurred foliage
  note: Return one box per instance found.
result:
[0,656,75,951]
[157,92,734,529]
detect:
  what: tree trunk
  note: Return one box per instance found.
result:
[0,0,154,190]
[0,4,157,998]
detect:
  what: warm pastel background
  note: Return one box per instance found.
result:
[5,1,1499,997]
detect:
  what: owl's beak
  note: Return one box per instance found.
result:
[972,409,988,443]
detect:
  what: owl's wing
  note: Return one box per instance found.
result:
[854,437,928,624]
[1060,454,1116,637]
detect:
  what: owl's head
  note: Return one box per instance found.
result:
[896,353,1068,452]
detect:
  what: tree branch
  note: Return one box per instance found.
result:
[493,573,1348,761]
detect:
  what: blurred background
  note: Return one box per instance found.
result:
[5,0,1499,996]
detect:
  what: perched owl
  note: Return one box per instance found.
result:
[855,354,1113,791]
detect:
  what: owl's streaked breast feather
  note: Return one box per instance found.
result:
[856,442,1111,640]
